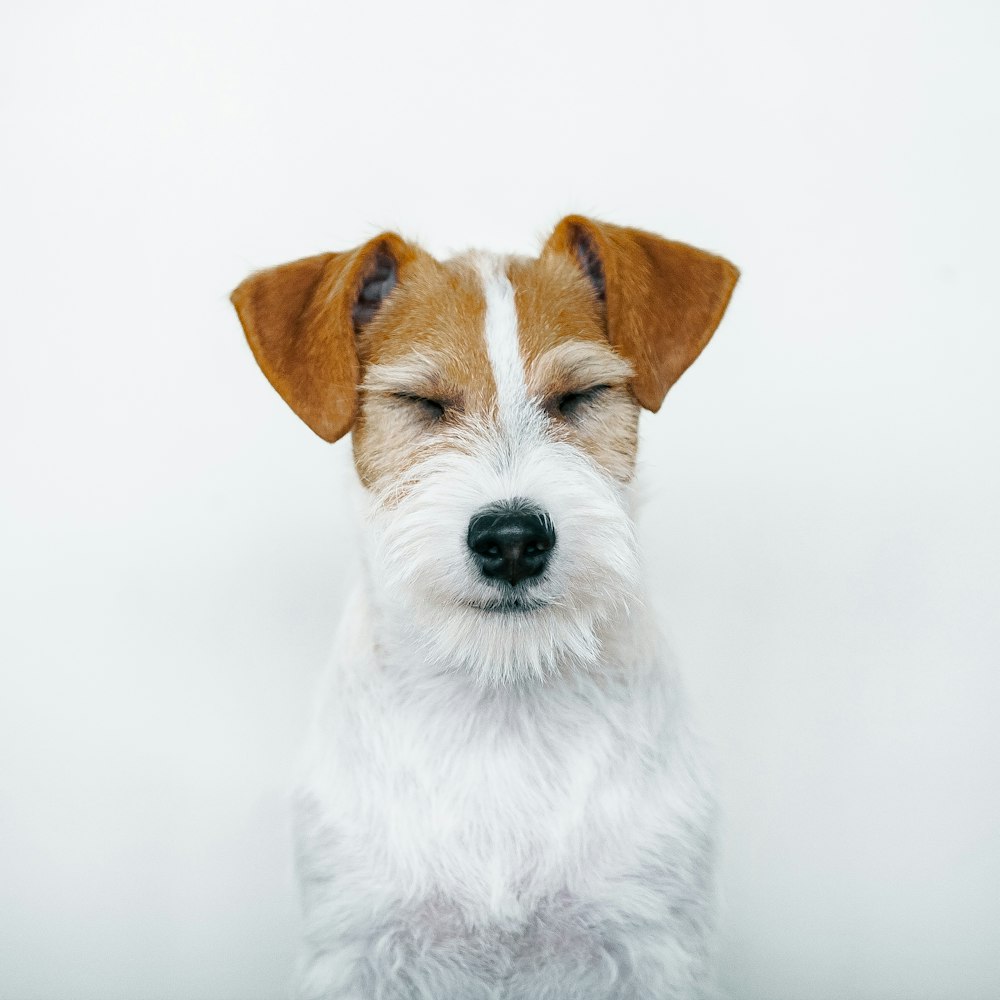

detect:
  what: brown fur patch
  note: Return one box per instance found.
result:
[351,254,495,491]
[543,216,739,411]
[230,234,423,443]
[508,253,642,483]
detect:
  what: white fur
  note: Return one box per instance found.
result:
[292,254,719,998]
[475,253,530,424]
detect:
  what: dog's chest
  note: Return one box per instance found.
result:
[309,665,670,923]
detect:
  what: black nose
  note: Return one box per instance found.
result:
[467,503,556,585]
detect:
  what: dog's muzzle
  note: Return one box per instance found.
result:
[467,500,555,586]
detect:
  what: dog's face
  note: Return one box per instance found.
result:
[232,217,738,684]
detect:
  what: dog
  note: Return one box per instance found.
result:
[231,215,738,999]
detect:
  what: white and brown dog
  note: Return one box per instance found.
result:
[231,216,738,999]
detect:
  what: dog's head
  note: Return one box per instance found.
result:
[232,216,738,684]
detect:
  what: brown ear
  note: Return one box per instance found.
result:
[544,215,739,411]
[230,233,414,442]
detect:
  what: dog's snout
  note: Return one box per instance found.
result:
[467,502,555,586]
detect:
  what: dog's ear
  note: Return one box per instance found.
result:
[544,215,739,411]
[230,233,415,442]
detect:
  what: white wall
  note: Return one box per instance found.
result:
[2,2,998,998]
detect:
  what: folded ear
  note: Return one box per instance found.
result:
[230,233,415,442]
[544,215,739,411]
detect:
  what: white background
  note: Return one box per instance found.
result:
[2,2,998,998]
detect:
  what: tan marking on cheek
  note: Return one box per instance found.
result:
[508,255,641,482]
[351,255,497,493]
[570,390,640,482]
[544,385,640,483]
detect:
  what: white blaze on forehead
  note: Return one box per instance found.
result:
[473,253,530,425]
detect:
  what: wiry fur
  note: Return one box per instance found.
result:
[295,588,718,1000]
[368,417,639,685]
[231,221,739,999]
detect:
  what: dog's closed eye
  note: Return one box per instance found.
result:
[553,384,612,419]
[393,392,447,422]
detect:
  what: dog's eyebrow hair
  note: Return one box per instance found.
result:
[362,355,452,393]
[529,340,635,387]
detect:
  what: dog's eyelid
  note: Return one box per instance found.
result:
[392,389,461,406]
[546,382,618,418]
[389,390,463,422]
[549,382,613,411]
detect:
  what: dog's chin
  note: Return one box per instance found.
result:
[388,586,617,688]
